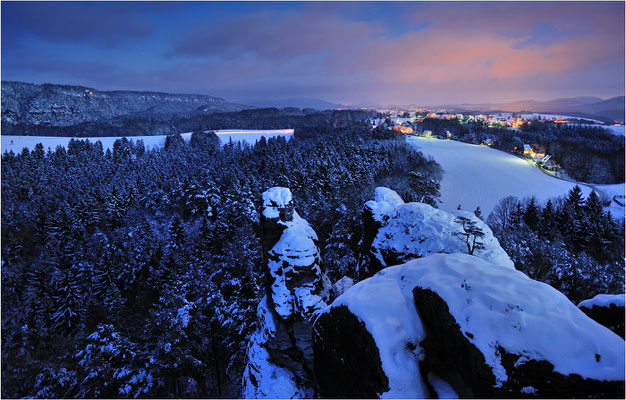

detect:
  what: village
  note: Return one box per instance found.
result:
[367,110,584,177]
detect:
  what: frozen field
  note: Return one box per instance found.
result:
[1,129,294,153]
[409,137,624,217]
[599,125,625,136]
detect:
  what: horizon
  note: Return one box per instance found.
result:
[2,78,624,109]
[2,1,625,105]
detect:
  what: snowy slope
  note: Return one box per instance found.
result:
[602,125,626,136]
[1,129,294,153]
[408,137,596,216]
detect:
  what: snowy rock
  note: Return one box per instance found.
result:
[332,276,354,297]
[261,187,328,321]
[243,187,329,399]
[314,253,625,398]
[579,294,625,339]
[358,187,512,279]
[242,297,310,399]
[261,187,294,221]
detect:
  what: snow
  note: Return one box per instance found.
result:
[328,265,428,399]
[332,276,354,297]
[1,129,294,153]
[366,187,405,221]
[592,183,626,219]
[243,296,308,399]
[428,373,458,399]
[366,187,514,269]
[408,137,595,216]
[578,294,625,309]
[601,125,626,136]
[268,211,325,320]
[261,187,293,220]
[325,253,625,396]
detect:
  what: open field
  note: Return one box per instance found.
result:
[408,136,624,217]
[1,129,294,153]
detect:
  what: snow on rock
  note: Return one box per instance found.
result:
[578,294,625,339]
[315,263,428,399]
[243,187,329,399]
[359,187,512,279]
[579,294,626,309]
[261,187,294,220]
[314,253,625,398]
[267,209,327,320]
[332,276,354,297]
[365,187,405,220]
[242,297,307,399]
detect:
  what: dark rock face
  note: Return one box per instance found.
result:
[357,205,385,279]
[414,287,495,398]
[313,305,390,398]
[579,303,625,339]
[415,287,625,398]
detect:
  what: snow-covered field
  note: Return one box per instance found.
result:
[1,129,294,153]
[408,137,624,217]
[599,125,625,136]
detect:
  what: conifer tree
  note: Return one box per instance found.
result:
[523,197,540,230]
[51,265,84,335]
[540,199,556,236]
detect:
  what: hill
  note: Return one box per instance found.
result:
[238,97,346,110]
[1,81,246,133]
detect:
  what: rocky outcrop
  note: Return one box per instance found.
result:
[314,253,625,398]
[579,294,625,339]
[358,187,512,279]
[243,187,330,398]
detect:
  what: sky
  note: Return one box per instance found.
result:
[2,1,624,106]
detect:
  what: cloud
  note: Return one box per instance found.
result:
[1,2,154,47]
[171,7,381,60]
[1,2,623,105]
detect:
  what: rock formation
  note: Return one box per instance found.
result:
[243,187,330,398]
[579,294,625,339]
[314,253,625,398]
[358,187,513,279]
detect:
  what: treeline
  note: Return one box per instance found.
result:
[1,107,374,138]
[416,118,624,184]
[1,125,442,398]
[487,186,625,303]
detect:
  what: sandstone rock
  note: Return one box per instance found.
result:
[243,187,329,398]
[579,294,625,339]
[314,253,625,398]
[358,187,512,280]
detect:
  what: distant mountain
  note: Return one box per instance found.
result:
[238,97,346,111]
[433,96,625,122]
[496,96,603,111]
[1,81,245,128]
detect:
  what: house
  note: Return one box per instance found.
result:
[484,138,493,146]
[540,155,559,171]
[523,144,532,155]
